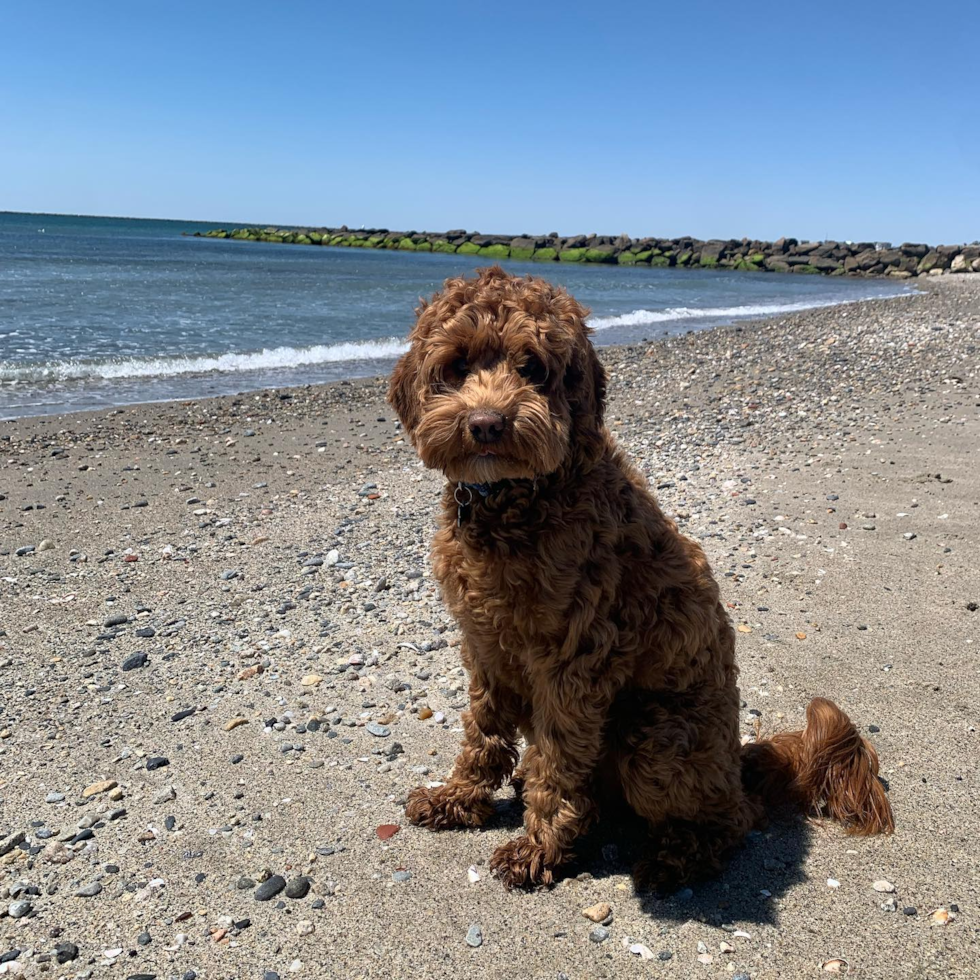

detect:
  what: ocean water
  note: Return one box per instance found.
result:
[0,212,911,419]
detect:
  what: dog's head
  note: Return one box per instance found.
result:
[388,266,606,484]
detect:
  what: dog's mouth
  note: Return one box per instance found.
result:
[476,448,499,457]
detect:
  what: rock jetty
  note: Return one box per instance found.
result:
[192,225,980,278]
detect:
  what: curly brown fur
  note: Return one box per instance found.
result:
[389,266,894,891]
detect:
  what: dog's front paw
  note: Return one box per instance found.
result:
[405,784,493,830]
[490,835,557,889]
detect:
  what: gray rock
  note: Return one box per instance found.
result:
[254,875,286,901]
[285,877,310,899]
[8,899,33,918]
[75,882,103,897]
[366,723,390,737]
[465,923,483,947]
[589,926,610,943]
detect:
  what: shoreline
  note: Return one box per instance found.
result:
[1,275,978,978]
[2,280,917,423]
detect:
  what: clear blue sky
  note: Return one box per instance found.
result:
[2,2,977,243]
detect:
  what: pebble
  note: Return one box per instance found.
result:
[285,877,310,899]
[8,901,32,919]
[581,902,611,923]
[254,875,286,901]
[465,923,483,948]
[628,943,654,960]
[121,652,148,671]
[82,780,117,798]
[45,791,65,803]
[224,717,248,731]
[145,756,169,771]
[392,871,412,882]
[366,723,391,737]
[589,927,610,943]
[872,879,896,892]
[76,882,103,897]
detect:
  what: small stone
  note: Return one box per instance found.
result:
[82,779,117,798]
[54,942,79,964]
[366,723,390,737]
[145,756,169,771]
[880,897,898,912]
[301,675,323,687]
[76,882,103,897]
[392,870,412,882]
[872,879,896,893]
[45,791,65,803]
[153,786,176,805]
[296,920,315,937]
[285,877,310,899]
[121,652,148,671]
[38,539,55,552]
[657,950,673,961]
[104,614,128,627]
[629,943,654,960]
[254,875,286,901]
[465,923,483,948]
[8,900,32,918]
[581,902,611,923]
[903,906,918,916]
[224,718,249,731]
[589,927,610,943]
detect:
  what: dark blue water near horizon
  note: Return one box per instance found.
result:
[0,211,911,419]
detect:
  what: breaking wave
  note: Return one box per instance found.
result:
[0,336,410,384]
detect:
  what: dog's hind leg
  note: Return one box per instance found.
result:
[613,685,761,893]
[406,671,523,831]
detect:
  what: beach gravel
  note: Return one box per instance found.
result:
[0,276,977,978]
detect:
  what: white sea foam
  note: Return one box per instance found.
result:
[0,336,410,384]
[587,296,870,331]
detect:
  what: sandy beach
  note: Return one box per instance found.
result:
[1,275,978,979]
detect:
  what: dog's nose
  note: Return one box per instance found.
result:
[468,410,506,444]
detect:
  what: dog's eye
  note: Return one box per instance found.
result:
[518,355,548,386]
[450,356,469,378]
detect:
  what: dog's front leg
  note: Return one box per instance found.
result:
[490,680,606,889]
[406,669,522,830]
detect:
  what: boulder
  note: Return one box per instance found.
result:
[397,238,417,250]
[431,240,457,253]
[900,242,929,258]
[532,247,558,261]
[915,251,946,273]
[479,244,511,259]
[415,241,433,252]
[765,257,791,273]
[509,238,536,260]
[950,253,971,272]
[559,248,588,262]
[457,241,481,255]
[584,245,617,263]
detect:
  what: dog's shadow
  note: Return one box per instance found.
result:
[487,797,813,926]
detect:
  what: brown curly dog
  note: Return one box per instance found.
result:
[388,265,894,891]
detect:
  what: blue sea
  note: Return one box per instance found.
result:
[0,212,911,419]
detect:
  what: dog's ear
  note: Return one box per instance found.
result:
[388,341,422,434]
[582,333,607,425]
[565,331,607,462]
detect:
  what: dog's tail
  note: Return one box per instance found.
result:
[740,697,894,835]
